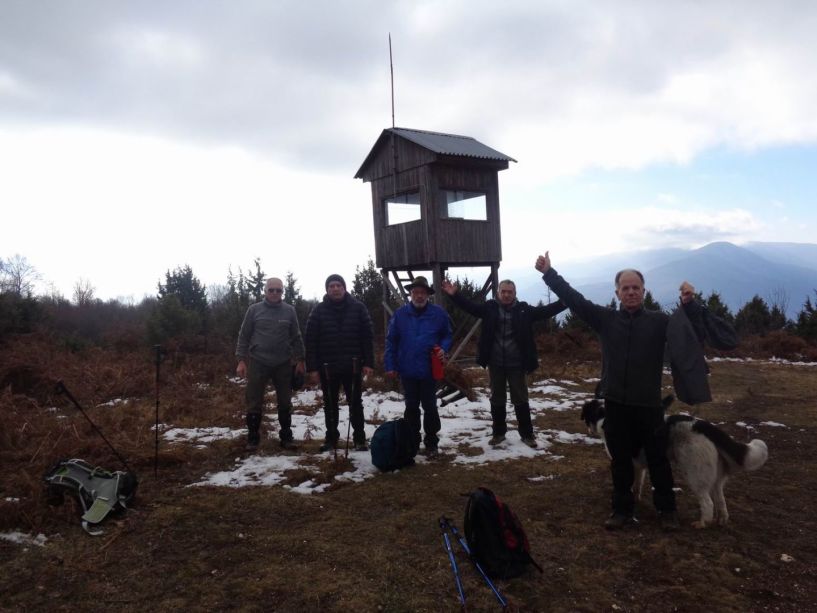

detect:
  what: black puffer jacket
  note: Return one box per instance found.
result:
[304,293,374,375]
[447,291,566,373]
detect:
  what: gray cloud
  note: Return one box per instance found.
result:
[2,1,817,175]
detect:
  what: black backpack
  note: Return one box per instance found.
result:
[464,487,543,579]
[370,418,418,472]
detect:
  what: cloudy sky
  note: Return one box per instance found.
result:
[2,1,816,302]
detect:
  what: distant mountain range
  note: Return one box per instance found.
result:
[513,242,817,319]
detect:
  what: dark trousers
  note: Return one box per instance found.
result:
[401,376,440,448]
[245,360,293,441]
[488,366,533,438]
[319,370,366,444]
[603,400,676,515]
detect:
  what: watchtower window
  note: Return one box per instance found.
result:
[385,191,421,226]
[443,190,487,220]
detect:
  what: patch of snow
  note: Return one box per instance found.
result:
[182,374,767,497]
[759,421,787,428]
[0,531,47,547]
[164,426,244,444]
[709,356,816,367]
[4,497,20,502]
[97,398,129,407]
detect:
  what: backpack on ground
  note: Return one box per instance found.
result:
[44,458,138,535]
[370,418,418,471]
[463,486,543,579]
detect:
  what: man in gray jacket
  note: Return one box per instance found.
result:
[236,277,305,451]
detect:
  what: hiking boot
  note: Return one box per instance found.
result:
[245,413,261,451]
[521,436,538,448]
[489,434,506,446]
[659,511,681,532]
[354,442,369,452]
[319,441,336,453]
[604,513,637,530]
[279,438,298,451]
[425,445,439,458]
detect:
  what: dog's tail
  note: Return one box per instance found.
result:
[692,420,768,471]
[742,439,769,471]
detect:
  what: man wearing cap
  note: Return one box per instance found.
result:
[236,277,306,451]
[384,276,453,457]
[305,274,375,453]
[442,278,566,448]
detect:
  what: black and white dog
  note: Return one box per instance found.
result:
[580,396,768,528]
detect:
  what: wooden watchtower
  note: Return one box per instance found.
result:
[354,127,515,313]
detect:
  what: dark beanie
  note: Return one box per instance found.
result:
[325,274,346,290]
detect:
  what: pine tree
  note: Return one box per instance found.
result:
[734,295,772,336]
[149,265,208,343]
[352,257,386,334]
[643,291,662,312]
[795,292,817,341]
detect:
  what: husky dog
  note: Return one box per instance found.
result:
[580,396,768,528]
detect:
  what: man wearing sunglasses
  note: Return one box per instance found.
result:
[236,277,306,451]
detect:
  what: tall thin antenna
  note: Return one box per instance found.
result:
[389,33,398,200]
[389,33,395,128]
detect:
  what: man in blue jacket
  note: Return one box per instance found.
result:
[385,276,453,458]
[442,278,566,447]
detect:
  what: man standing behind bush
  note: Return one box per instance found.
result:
[304,274,374,453]
[236,277,305,451]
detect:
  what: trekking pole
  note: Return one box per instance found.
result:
[345,357,359,458]
[55,380,134,474]
[323,363,337,462]
[153,344,164,479]
[442,516,508,609]
[439,516,467,609]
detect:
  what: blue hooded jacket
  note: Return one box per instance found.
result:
[385,302,453,379]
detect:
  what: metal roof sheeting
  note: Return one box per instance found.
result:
[354,127,516,178]
[389,127,516,162]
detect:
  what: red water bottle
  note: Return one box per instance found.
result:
[431,345,445,381]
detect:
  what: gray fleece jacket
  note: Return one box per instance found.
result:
[236,300,305,368]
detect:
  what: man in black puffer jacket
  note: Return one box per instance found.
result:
[442,278,566,447]
[305,274,375,452]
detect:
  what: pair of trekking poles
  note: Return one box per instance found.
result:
[322,357,360,461]
[438,516,508,610]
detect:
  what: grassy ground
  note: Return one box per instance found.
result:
[1,336,816,612]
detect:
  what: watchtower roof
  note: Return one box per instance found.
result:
[354,127,516,179]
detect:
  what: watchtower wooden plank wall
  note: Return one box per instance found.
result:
[355,127,515,307]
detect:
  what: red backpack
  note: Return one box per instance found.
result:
[463,487,543,579]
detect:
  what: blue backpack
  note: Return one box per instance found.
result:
[370,419,418,471]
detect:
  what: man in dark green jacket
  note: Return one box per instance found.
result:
[442,278,566,447]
